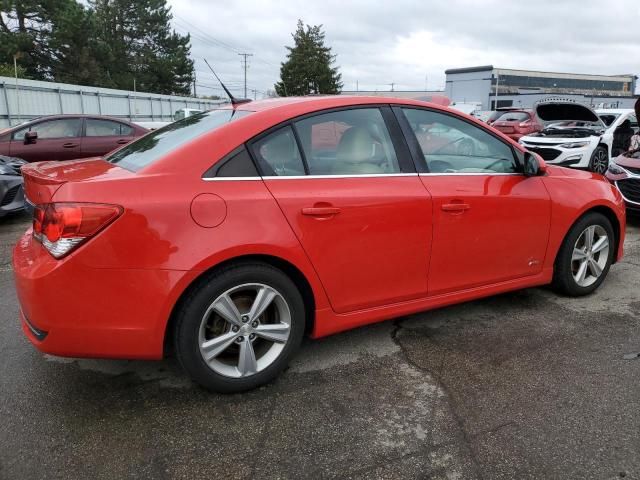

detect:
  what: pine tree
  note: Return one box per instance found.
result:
[90,0,194,95]
[275,20,342,96]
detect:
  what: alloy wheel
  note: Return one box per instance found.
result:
[198,283,292,378]
[571,225,610,287]
[591,149,608,174]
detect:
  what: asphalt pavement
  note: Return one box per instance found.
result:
[1,210,639,480]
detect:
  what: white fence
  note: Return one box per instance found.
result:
[0,76,226,128]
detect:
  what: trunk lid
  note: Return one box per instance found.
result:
[21,158,133,204]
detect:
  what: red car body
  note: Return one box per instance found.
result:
[491,109,543,141]
[0,115,147,162]
[13,97,625,365]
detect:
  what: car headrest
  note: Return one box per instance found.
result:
[336,127,375,164]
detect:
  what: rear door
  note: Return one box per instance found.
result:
[397,106,551,296]
[10,118,82,161]
[82,118,136,157]
[253,106,433,314]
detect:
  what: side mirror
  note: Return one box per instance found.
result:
[24,131,38,144]
[523,151,546,176]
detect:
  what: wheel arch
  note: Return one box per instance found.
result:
[163,254,317,357]
[554,205,621,268]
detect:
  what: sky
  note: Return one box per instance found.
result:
[168,0,640,99]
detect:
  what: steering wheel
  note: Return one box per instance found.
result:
[483,158,512,173]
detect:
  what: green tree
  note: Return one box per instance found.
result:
[90,0,194,95]
[0,0,101,83]
[275,20,342,96]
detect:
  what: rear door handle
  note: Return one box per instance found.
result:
[441,203,470,212]
[116,139,130,144]
[302,207,341,216]
[62,142,79,148]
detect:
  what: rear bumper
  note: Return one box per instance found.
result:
[0,176,25,218]
[13,230,188,360]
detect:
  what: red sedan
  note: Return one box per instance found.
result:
[0,115,148,162]
[491,109,543,141]
[13,96,626,392]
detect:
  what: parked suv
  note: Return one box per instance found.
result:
[491,109,542,141]
[0,115,148,162]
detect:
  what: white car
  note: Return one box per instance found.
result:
[519,102,636,174]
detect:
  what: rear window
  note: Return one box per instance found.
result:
[495,112,530,122]
[106,109,252,171]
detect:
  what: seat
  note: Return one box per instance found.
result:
[613,119,634,156]
[261,131,304,176]
[332,127,385,175]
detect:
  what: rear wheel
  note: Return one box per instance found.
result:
[174,263,305,393]
[588,146,608,174]
[552,212,614,296]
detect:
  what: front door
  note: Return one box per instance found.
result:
[10,118,82,162]
[398,106,552,296]
[252,107,433,314]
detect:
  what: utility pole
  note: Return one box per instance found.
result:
[251,89,257,100]
[494,72,499,110]
[13,53,20,124]
[238,53,253,98]
[389,83,395,92]
[193,71,197,97]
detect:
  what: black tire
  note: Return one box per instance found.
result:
[552,212,615,296]
[174,262,305,393]
[588,146,608,174]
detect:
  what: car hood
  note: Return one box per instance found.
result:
[535,102,601,123]
[0,155,27,176]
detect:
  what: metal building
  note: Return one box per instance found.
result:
[0,76,226,128]
[445,66,638,110]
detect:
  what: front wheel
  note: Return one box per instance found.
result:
[552,212,615,296]
[174,263,305,393]
[588,146,608,174]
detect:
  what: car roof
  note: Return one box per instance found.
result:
[4,114,140,131]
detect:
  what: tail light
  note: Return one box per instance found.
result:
[32,203,123,259]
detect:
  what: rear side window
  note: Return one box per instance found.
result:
[251,126,305,176]
[294,108,400,175]
[86,119,133,137]
[107,109,252,172]
[13,118,82,140]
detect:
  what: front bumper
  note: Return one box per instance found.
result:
[0,176,25,217]
[13,230,187,360]
[519,141,593,169]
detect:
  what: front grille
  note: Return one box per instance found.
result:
[1,185,20,206]
[617,179,640,204]
[527,147,561,161]
[624,165,640,176]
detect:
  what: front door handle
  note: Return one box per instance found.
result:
[302,206,341,216]
[441,203,470,213]
[62,142,79,148]
[116,139,130,144]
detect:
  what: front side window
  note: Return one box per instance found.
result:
[294,108,400,175]
[402,108,519,174]
[107,109,252,172]
[252,126,305,176]
[13,118,82,140]
[86,119,133,137]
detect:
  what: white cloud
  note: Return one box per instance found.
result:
[168,0,640,97]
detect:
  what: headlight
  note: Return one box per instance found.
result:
[558,142,589,149]
[607,162,627,175]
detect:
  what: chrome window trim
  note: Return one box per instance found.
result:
[419,172,522,177]
[202,173,419,181]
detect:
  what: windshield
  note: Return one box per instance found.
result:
[495,112,530,122]
[107,109,252,171]
[598,114,620,127]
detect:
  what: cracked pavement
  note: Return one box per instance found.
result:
[1,210,639,479]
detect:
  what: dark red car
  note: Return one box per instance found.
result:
[491,109,543,140]
[0,115,148,162]
[13,96,625,393]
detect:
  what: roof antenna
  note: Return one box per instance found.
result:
[204,59,251,106]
